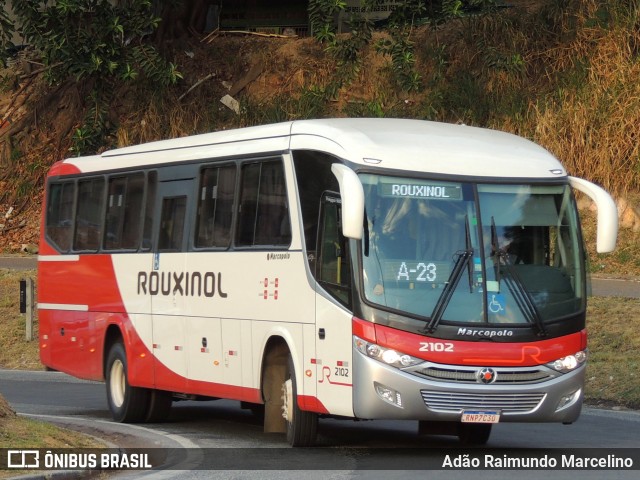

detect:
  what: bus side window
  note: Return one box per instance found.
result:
[73,177,104,252]
[291,150,341,271]
[46,181,76,253]
[104,173,145,250]
[236,159,291,247]
[158,196,187,252]
[195,164,236,248]
[318,194,351,307]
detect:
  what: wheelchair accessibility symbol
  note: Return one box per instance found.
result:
[489,293,506,313]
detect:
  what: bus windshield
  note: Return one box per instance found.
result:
[360,174,585,327]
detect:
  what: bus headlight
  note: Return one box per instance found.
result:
[354,336,423,369]
[547,350,587,373]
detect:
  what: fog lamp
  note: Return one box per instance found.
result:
[374,382,403,408]
[556,388,581,411]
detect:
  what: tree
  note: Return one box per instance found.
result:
[0,0,182,154]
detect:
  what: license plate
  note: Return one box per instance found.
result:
[461,410,500,423]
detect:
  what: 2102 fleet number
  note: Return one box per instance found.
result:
[419,342,454,352]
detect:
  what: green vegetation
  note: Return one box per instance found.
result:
[116,1,640,198]
[0,414,104,450]
[0,269,40,369]
[0,412,104,479]
[0,1,638,207]
[587,296,640,408]
[0,0,181,155]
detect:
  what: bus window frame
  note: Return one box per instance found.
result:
[72,175,106,253]
[233,155,292,251]
[316,191,352,309]
[43,154,295,256]
[45,178,78,254]
[102,171,150,253]
[193,161,238,252]
[44,170,158,255]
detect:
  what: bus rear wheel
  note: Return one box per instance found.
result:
[105,342,149,423]
[282,355,317,447]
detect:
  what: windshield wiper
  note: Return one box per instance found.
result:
[363,207,370,257]
[491,218,547,337]
[465,214,474,294]
[424,215,474,333]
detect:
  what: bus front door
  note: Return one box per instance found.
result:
[151,179,193,392]
[315,193,355,417]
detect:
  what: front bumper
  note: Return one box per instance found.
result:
[352,349,584,423]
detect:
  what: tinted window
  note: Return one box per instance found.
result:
[195,165,236,248]
[292,150,340,254]
[104,173,145,250]
[236,159,290,247]
[318,194,351,306]
[74,178,104,251]
[158,196,187,252]
[46,182,76,252]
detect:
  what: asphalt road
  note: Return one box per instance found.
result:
[1,369,639,479]
[0,255,37,271]
[590,276,640,298]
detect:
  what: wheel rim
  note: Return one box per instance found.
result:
[281,378,293,423]
[109,359,126,408]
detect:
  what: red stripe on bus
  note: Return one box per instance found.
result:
[352,316,376,343]
[372,322,585,367]
[298,395,329,414]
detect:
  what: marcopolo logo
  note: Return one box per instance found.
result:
[476,367,498,384]
[267,252,290,260]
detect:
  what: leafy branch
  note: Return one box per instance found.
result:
[0,0,181,155]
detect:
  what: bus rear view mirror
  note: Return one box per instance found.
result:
[331,164,365,240]
[569,176,618,253]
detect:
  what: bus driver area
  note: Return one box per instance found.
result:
[37,118,617,446]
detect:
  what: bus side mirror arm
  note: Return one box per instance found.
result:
[331,164,364,240]
[569,176,618,253]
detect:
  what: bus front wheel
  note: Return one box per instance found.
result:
[282,355,317,447]
[145,389,173,423]
[105,342,149,423]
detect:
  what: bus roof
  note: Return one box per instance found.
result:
[60,118,566,180]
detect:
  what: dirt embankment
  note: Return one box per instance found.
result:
[0,393,16,422]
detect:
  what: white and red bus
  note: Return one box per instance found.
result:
[38,118,617,446]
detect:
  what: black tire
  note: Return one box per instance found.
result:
[457,423,492,445]
[105,342,149,423]
[145,389,173,423]
[283,355,317,447]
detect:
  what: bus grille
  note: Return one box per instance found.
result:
[420,391,546,414]
[412,366,555,384]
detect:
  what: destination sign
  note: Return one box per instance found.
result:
[379,261,452,284]
[379,181,462,200]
